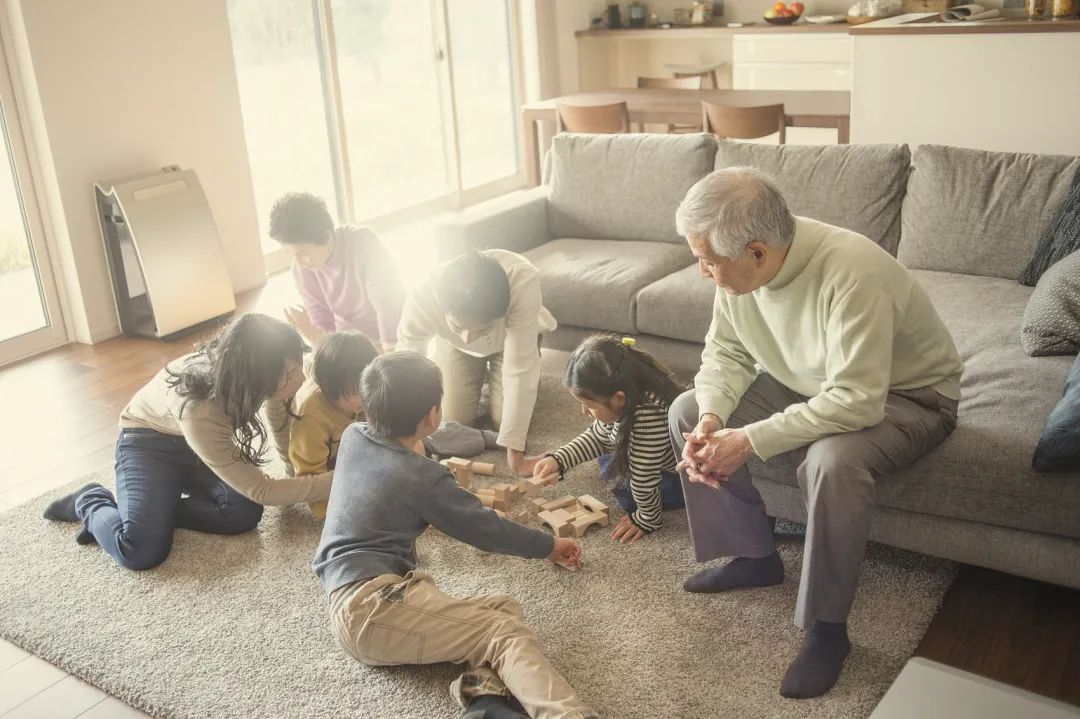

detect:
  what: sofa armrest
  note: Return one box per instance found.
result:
[434,186,551,260]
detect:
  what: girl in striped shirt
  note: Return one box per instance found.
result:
[529,335,686,543]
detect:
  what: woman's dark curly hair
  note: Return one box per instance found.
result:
[167,313,308,465]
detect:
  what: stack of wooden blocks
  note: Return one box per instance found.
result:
[440,457,610,537]
[535,495,610,538]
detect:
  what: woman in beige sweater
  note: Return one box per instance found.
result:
[43,314,333,570]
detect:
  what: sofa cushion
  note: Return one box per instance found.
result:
[899,145,1080,280]
[636,264,716,343]
[1019,166,1080,286]
[713,140,910,255]
[524,239,693,334]
[748,270,1080,539]
[546,133,717,246]
[1022,249,1080,357]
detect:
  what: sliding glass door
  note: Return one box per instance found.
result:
[0,41,65,366]
[226,0,338,255]
[227,0,523,264]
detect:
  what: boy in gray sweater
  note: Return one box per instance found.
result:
[313,352,594,719]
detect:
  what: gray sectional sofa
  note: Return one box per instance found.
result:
[435,133,1080,590]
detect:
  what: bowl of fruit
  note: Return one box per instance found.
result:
[764,1,804,23]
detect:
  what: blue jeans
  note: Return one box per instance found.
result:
[597,453,685,514]
[75,428,263,570]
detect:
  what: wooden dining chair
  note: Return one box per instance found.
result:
[636,76,704,90]
[555,101,631,134]
[638,76,705,133]
[665,61,728,89]
[701,101,786,144]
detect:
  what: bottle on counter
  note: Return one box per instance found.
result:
[606,3,622,28]
[1025,0,1046,16]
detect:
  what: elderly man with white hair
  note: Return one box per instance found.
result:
[670,167,963,699]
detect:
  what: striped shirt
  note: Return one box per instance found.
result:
[551,395,676,533]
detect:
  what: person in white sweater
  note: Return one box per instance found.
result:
[43,314,332,570]
[396,250,556,476]
[670,168,963,699]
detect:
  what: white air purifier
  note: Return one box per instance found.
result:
[96,167,236,339]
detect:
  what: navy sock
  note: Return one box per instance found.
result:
[43,483,103,523]
[683,551,784,593]
[779,621,851,699]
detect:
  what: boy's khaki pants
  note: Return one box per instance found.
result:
[329,571,593,719]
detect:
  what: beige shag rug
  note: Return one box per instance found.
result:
[0,375,954,718]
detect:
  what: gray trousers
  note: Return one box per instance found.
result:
[670,374,958,629]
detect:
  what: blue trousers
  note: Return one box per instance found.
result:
[597,453,685,513]
[75,428,263,570]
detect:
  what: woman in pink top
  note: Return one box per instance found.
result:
[269,193,404,352]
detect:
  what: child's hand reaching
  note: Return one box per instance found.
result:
[284,305,324,345]
[547,537,582,571]
[532,456,560,484]
[610,515,646,544]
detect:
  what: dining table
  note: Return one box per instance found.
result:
[520,88,851,186]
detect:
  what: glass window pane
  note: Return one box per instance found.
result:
[332,0,453,219]
[227,0,338,253]
[0,108,46,343]
[447,0,519,189]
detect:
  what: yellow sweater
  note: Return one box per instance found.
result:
[289,386,360,519]
[695,216,963,460]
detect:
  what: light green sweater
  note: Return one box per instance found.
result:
[695,216,963,460]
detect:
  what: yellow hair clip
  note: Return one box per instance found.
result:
[621,337,636,347]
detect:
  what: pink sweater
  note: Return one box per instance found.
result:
[291,226,404,346]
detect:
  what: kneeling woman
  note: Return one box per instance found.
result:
[44,313,333,570]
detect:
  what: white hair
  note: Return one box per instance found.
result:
[675,167,795,259]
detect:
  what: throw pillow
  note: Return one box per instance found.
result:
[1021,249,1080,356]
[1019,166,1080,286]
[1033,353,1080,472]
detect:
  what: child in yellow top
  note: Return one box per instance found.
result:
[290,331,379,518]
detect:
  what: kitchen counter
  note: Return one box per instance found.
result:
[575,24,851,38]
[850,14,1080,33]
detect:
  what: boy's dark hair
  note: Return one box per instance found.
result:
[312,331,379,401]
[563,334,686,482]
[166,313,308,465]
[360,352,443,438]
[268,192,334,246]
[434,251,511,324]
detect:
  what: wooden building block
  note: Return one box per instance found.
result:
[542,496,577,512]
[549,508,575,524]
[471,461,496,476]
[530,498,548,514]
[519,476,556,496]
[446,457,472,489]
[578,494,608,515]
[538,510,574,538]
[491,483,515,503]
[571,511,609,537]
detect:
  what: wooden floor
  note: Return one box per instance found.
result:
[0,273,1078,716]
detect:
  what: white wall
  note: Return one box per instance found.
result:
[5,0,264,344]
[851,34,1080,155]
